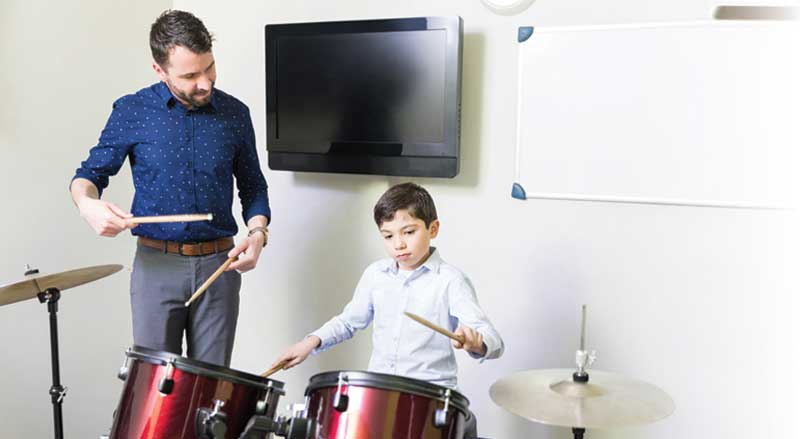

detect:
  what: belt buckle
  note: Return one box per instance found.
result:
[179,241,200,256]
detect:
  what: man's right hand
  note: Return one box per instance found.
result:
[77,197,133,237]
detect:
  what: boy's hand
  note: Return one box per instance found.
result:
[452,325,487,357]
[270,336,321,370]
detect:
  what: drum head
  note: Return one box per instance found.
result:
[306,370,469,415]
[126,345,284,392]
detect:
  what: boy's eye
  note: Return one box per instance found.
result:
[404,230,415,235]
[383,235,392,240]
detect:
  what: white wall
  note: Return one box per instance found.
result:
[1,0,797,438]
[0,1,169,437]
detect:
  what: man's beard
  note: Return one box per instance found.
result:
[167,79,214,108]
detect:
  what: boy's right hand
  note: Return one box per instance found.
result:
[271,335,322,370]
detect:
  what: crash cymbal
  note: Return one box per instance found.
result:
[490,369,674,429]
[0,264,124,306]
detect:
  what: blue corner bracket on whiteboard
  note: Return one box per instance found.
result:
[518,26,534,43]
[511,182,527,200]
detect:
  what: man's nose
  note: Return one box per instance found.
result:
[197,75,212,91]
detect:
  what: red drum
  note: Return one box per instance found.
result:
[304,371,469,439]
[109,346,284,439]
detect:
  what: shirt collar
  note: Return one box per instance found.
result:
[155,81,218,112]
[379,247,442,275]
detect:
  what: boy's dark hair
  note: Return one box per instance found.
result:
[374,182,438,228]
[150,10,214,68]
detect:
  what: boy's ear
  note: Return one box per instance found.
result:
[428,219,440,239]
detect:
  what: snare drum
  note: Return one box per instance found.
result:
[304,370,469,439]
[109,346,284,439]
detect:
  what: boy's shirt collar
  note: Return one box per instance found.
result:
[380,247,442,275]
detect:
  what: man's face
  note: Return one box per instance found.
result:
[153,45,216,109]
[379,209,439,271]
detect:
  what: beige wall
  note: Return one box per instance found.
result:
[1,0,797,438]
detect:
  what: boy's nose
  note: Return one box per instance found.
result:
[394,238,406,250]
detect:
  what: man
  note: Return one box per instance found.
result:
[70,10,269,367]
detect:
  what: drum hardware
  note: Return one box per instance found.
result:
[236,413,316,439]
[157,358,176,394]
[433,388,452,428]
[117,348,132,381]
[489,305,675,438]
[332,372,349,411]
[196,399,228,439]
[0,263,123,439]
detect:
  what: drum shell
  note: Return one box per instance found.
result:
[305,371,468,439]
[109,346,283,439]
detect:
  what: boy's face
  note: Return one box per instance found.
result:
[379,209,439,271]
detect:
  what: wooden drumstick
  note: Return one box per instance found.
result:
[261,359,290,378]
[404,311,466,344]
[184,256,236,307]
[127,213,213,225]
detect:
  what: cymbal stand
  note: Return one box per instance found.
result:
[29,265,67,439]
[571,304,596,439]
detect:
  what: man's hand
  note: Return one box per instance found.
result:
[71,177,133,237]
[270,336,321,371]
[77,197,133,237]
[452,325,487,357]
[227,232,264,272]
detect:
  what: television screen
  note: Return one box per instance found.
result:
[265,17,462,178]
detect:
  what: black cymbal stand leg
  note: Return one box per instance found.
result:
[572,427,586,439]
[38,288,65,439]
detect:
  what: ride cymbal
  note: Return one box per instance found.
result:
[490,368,674,429]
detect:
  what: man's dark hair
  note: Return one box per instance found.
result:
[150,10,214,68]
[374,182,438,228]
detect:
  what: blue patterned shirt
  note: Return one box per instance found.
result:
[73,81,270,242]
[310,248,504,389]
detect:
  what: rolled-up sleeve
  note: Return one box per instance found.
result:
[448,276,505,361]
[71,98,134,197]
[234,107,270,224]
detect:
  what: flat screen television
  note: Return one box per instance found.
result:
[265,16,463,178]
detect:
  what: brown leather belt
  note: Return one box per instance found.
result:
[137,236,234,257]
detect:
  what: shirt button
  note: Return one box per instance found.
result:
[187,161,193,167]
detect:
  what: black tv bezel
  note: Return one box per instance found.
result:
[264,16,463,178]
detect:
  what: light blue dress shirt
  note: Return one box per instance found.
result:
[310,248,504,389]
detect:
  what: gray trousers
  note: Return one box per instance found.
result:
[130,244,241,366]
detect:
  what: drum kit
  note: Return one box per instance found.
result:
[1,262,675,439]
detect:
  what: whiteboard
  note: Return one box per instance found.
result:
[512,21,799,209]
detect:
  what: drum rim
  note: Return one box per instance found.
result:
[127,345,285,392]
[305,370,470,413]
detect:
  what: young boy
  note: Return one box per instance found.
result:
[271,182,503,436]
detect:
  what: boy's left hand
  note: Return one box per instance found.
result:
[452,325,487,357]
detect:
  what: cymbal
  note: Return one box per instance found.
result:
[490,369,674,429]
[0,264,124,306]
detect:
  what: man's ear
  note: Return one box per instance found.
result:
[152,61,168,81]
[428,219,440,239]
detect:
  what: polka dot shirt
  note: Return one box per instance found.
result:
[73,81,270,242]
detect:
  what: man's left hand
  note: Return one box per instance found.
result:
[226,232,265,272]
